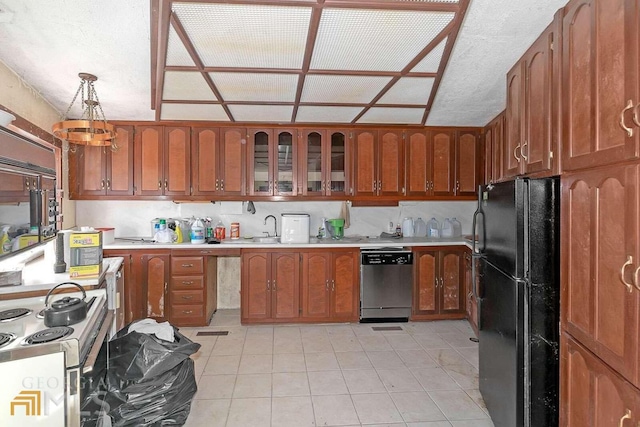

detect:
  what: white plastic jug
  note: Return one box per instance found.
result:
[414,217,427,237]
[427,217,440,238]
[402,217,414,237]
[451,217,462,238]
[190,218,205,244]
[441,218,453,238]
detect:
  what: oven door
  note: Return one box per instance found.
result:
[75,310,113,427]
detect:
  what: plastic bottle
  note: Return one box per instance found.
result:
[190,218,205,244]
[158,219,167,231]
[441,218,453,238]
[174,225,183,243]
[427,217,440,238]
[318,218,327,238]
[414,218,427,237]
[395,223,402,236]
[451,217,462,238]
[402,218,414,237]
[0,226,10,254]
[215,220,226,240]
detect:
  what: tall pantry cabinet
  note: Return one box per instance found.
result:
[560,0,640,425]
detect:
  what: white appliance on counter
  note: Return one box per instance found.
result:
[280,213,310,244]
[0,288,112,427]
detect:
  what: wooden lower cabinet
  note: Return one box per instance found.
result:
[464,249,478,336]
[241,250,300,323]
[562,332,640,427]
[105,249,218,327]
[412,247,466,320]
[301,249,359,322]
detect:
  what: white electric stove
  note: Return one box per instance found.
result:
[0,287,112,427]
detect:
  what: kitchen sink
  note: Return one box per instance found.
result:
[252,236,281,243]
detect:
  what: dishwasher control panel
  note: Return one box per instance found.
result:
[361,249,413,265]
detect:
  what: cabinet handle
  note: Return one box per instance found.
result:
[158,180,162,189]
[325,279,329,291]
[521,141,528,161]
[101,180,105,189]
[378,180,382,193]
[513,144,521,162]
[199,250,211,254]
[633,101,640,127]
[373,181,377,191]
[164,179,168,189]
[321,181,325,191]
[215,178,219,191]
[267,279,270,291]
[326,180,331,192]
[633,265,640,292]
[620,256,634,293]
[332,280,335,291]
[182,281,194,285]
[181,263,194,268]
[182,295,193,300]
[456,181,460,192]
[220,179,224,191]
[620,100,634,137]
[618,409,631,427]
[273,280,276,291]
[182,310,193,315]
[106,179,111,189]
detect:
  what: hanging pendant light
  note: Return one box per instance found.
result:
[52,73,116,147]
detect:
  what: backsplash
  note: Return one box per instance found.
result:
[75,200,477,238]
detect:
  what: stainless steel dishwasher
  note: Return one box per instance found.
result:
[360,247,413,322]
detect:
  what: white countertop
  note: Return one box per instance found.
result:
[104,236,474,250]
[0,257,123,296]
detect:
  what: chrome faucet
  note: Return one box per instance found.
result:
[264,215,277,237]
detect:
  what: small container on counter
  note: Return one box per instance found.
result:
[214,220,226,240]
[230,222,240,239]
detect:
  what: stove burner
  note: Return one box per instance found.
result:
[0,308,32,322]
[0,332,15,347]
[36,309,45,319]
[24,327,73,345]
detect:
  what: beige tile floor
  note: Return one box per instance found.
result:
[179,309,494,427]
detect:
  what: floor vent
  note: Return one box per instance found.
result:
[371,326,403,331]
[197,331,229,336]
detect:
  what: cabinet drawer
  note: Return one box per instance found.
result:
[170,304,204,319]
[171,276,204,289]
[171,257,204,274]
[171,289,204,304]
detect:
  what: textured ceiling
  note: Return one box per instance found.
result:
[0,0,568,127]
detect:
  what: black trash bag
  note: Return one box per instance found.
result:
[108,357,198,427]
[108,321,200,383]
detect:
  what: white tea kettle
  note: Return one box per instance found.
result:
[402,217,414,237]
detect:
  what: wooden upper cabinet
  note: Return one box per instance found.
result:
[353,129,377,196]
[431,130,455,196]
[561,0,640,170]
[74,125,134,197]
[378,130,404,197]
[192,127,245,196]
[247,128,296,196]
[299,129,350,197]
[561,164,640,386]
[134,125,163,196]
[505,20,557,179]
[455,130,480,196]
[561,333,640,427]
[248,129,272,196]
[486,112,505,183]
[406,130,431,196]
[327,131,350,197]
[274,129,297,196]
[164,126,191,196]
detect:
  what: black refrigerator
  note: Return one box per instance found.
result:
[471,177,560,427]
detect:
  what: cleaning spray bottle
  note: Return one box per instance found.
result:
[0,226,10,254]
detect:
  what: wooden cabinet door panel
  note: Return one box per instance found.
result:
[192,128,219,195]
[431,130,455,196]
[378,130,404,196]
[491,113,505,182]
[441,250,464,313]
[523,30,554,175]
[272,252,299,319]
[327,130,350,197]
[142,253,169,319]
[274,129,297,196]
[562,165,639,385]
[79,146,106,195]
[505,63,524,178]
[406,130,430,196]
[135,126,163,196]
[456,130,479,196]
[561,333,640,427]
[331,252,358,319]
[108,125,134,196]
[300,130,326,196]
[415,250,438,315]
[301,252,331,318]
[248,129,273,196]
[242,252,270,320]
[561,0,639,170]
[220,128,245,196]
[164,126,190,196]
[353,130,377,196]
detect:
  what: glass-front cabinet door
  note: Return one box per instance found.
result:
[275,129,296,196]
[300,130,325,196]
[328,131,349,196]
[248,129,273,196]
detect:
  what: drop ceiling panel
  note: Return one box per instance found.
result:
[163,71,216,101]
[209,73,299,102]
[166,25,195,67]
[412,37,448,73]
[161,103,229,121]
[357,107,424,124]
[311,8,454,71]
[378,77,435,104]
[296,106,364,123]
[172,3,311,69]
[301,75,392,104]
[228,105,294,122]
